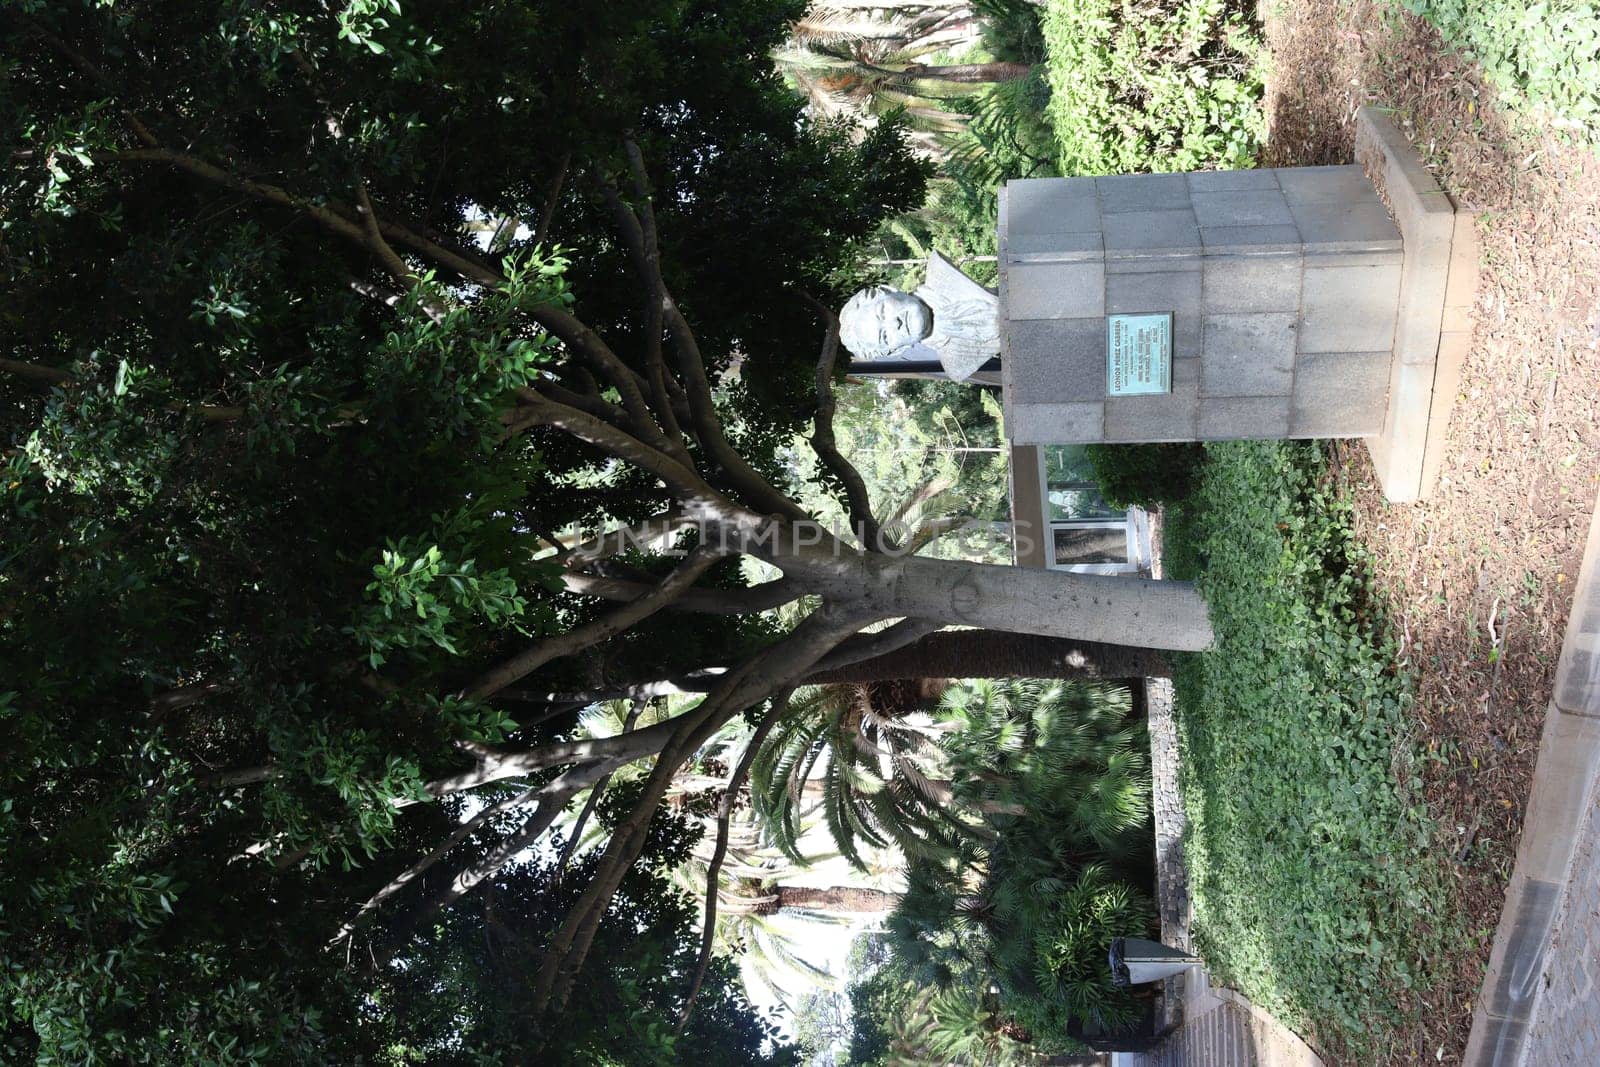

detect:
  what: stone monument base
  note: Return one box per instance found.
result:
[995,106,1480,505]
[1354,106,1479,503]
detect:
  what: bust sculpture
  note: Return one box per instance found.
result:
[839,250,1000,382]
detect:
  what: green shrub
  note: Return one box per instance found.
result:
[876,71,1059,289]
[1399,0,1600,139]
[1086,443,1203,509]
[1040,0,1264,174]
[975,0,1049,65]
[1164,442,1449,1058]
[991,862,1155,1039]
[881,681,1155,1050]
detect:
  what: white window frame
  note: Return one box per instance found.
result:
[1036,448,1141,574]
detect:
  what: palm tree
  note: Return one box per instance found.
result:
[752,679,1153,878]
[750,679,972,871]
[885,984,1044,1065]
[773,40,1029,120]
[790,1,981,57]
[774,2,1038,158]
[877,681,1157,1043]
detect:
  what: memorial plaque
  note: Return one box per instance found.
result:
[1106,313,1173,396]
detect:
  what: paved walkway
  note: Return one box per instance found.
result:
[1522,804,1600,1064]
[1116,970,1325,1067]
[1138,1000,1258,1067]
[1466,493,1600,1065]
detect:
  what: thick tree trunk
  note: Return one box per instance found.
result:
[806,630,1171,683]
[756,535,1214,652]
[900,60,1032,83]
[761,885,901,914]
[513,630,1170,709]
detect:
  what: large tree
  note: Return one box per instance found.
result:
[0,0,1207,1057]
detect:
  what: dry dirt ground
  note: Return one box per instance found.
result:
[1263,1,1600,1062]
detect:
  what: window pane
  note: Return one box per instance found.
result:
[1053,526,1128,565]
[1043,445,1123,522]
[1043,444,1097,485]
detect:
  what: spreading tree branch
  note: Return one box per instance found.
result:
[503,390,729,513]
[533,151,571,247]
[560,571,802,615]
[106,140,800,541]
[112,148,375,246]
[0,358,72,386]
[798,290,882,550]
[553,698,647,881]
[600,143,807,522]
[418,715,691,798]
[494,670,727,708]
[595,156,692,467]
[17,14,160,146]
[807,618,944,675]
[458,544,727,702]
[0,358,246,420]
[369,757,627,962]
[531,603,877,1013]
[333,781,542,947]
[353,180,445,323]
[554,511,690,564]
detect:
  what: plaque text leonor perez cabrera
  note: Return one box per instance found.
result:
[1105,313,1173,397]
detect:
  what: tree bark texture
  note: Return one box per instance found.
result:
[806,629,1172,683]
[759,535,1214,652]
[747,884,900,914]
[901,60,1032,83]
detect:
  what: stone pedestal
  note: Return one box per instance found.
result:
[997,106,1477,502]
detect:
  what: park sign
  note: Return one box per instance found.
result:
[997,107,1480,503]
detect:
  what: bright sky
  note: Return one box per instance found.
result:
[738,824,905,1054]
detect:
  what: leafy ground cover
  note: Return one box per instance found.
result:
[1396,0,1600,139]
[1039,0,1265,174]
[1162,442,1453,1060]
[1260,3,1600,1058]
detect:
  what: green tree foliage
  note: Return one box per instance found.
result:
[1040,0,1264,174]
[752,681,959,871]
[0,0,927,1059]
[774,1,1025,155]
[873,681,1158,1050]
[753,681,1156,1054]
[367,802,797,1066]
[792,988,852,1066]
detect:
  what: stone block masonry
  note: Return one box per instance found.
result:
[1355,105,1479,503]
[998,107,1477,504]
[999,165,1404,447]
